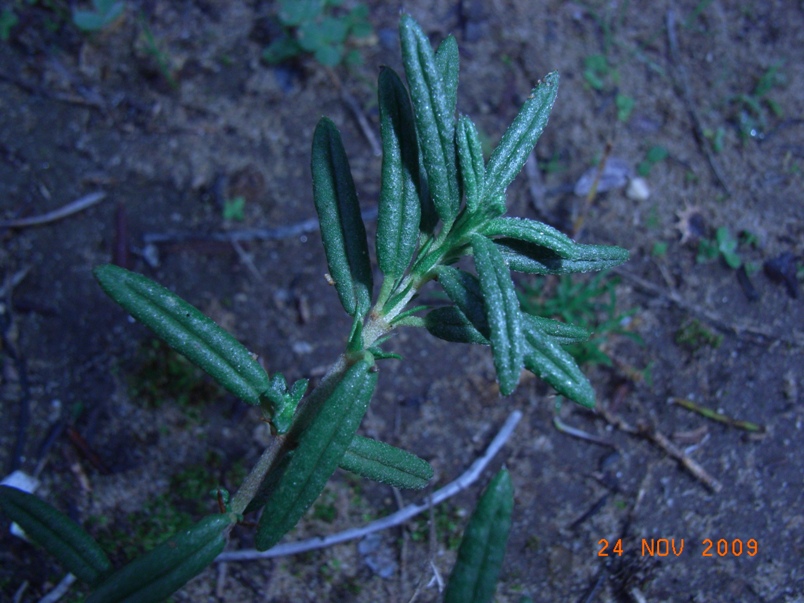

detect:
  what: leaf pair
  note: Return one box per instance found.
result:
[399,14,460,229]
[0,486,234,603]
[428,238,597,406]
[253,358,435,550]
[0,485,112,586]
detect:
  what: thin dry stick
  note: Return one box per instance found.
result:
[0,192,107,228]
[327,68,382,157]
[143,206,379,245]
[573,141,613,237]
[230,239,263,281]
[0,266,32,299]
[666,7,730,195]
[37,573,76,603]
[597,405,722,493]
[216,410,522,562]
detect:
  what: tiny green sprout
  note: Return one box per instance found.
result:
[652,241,668,257]
[637,145,669,177]
[704,126,726,153]
[615,94,635,122]
[583,54,611,91]
[223,196,246,221]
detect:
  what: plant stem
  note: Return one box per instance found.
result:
[230,436,285,515]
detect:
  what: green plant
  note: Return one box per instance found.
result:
[72,0,124,32]
[582,53,616,91]
[138,13,177,88]
[703,125,726,153]
[637,144,668,177]
[730,62,785,141]
[615,93,635,122]
[0,8,19,40]
[129,337,225,409]
[222,196,246,221]
[519,272,639,367]
[675,319,722,352]
[0,15,628,601]
[695,226,758,271]
[263,0,374,68]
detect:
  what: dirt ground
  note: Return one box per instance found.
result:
[1,1,802,602]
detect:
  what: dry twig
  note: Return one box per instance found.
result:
[666,8,730,195]
[596,405,722,493]
[0,192,107,229]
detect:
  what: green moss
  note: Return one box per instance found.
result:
[128,338,225,410]
[675,319,723,352]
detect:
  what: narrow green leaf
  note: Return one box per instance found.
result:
[485,72,560,201]
[495,240,629,275]
[457,116,486,213]
[424,306,488,345]
[435,34,459,119]
[481,217,575,258]
[472,235,523,396]
[87,514,234,603]
[0,486,112,586]
[94,265,270,405]
[377,67,421,279]
[399,14,459,227]
[444,468,514,603]
[312,117,373,316]
[523,314,590,345]
[434,266,488,336]
[523,320,595,408]
[256,359,378,551]
[339,435,433,489]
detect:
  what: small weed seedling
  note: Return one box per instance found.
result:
[637,145,669,177]
[0,15,628,602]
[263,0,374,68]
[696,226,758,272]
[222,196,246,221]
[730,62,785,142]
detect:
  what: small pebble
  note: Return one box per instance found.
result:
[626,177,650,201]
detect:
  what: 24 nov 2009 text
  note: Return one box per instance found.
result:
[598,537,759,558]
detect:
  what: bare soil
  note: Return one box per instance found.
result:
[1,1,802,602]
